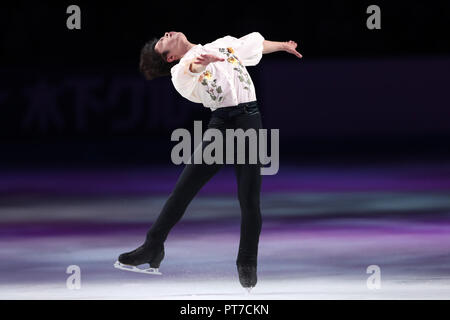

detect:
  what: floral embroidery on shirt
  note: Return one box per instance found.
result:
[199,70,224,102]
[219,47,252,91]
[227,57,238,65]
[203,70,212,80]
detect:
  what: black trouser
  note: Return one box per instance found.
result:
[147,101,263,266]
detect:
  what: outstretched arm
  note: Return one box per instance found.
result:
[263,40,302,58]
[189,54,225,74]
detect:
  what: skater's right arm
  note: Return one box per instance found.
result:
[189,54,225,74]
[170,55,223,103]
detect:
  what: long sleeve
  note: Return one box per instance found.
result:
[218,32,265,66]
[170,59,202,103]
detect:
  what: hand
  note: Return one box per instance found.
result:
[194,54,225,66]
[283,40,302,58]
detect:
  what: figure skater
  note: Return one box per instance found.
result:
[114,31,302,291]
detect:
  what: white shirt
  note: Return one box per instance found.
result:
[170,32,265,111]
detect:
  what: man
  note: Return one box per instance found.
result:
[115,31,302,291]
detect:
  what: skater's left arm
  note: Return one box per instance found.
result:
[262,40,303,58]
[220,32,302,66]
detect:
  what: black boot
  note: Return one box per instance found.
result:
[118,241,165,268]
[237,263,257,289]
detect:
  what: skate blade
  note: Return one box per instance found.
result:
[244,287,254,294]
[114,261,162,275]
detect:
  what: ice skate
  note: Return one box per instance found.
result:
[114,242,165,275]
[113,260,163,275]
[237,264,257,292]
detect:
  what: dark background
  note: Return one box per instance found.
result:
[1,0,449,167]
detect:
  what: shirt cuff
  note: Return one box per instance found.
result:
[187,63,203,76]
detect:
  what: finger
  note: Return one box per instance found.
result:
[288,49,302,58]
[291,49,302,57]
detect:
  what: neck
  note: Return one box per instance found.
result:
[180,41,198,58]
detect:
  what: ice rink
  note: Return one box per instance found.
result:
[1,163,450,299]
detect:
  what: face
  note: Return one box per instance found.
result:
[154,31,187,63]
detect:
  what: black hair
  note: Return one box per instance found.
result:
[139,38,178,80]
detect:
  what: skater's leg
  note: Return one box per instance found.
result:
[231,109,263,289]
[234,162,262,266]
[117,144,223,270]
[117,116,228,269]
[147,116,228,243]
[233,111,263,266]
[146,157,222,243]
